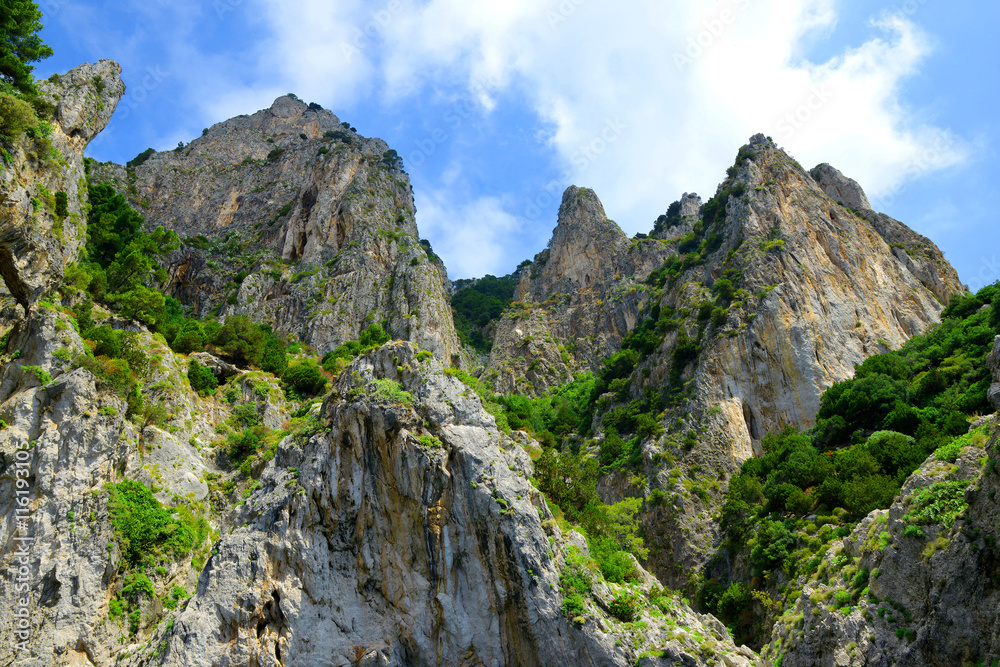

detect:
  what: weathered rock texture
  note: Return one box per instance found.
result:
[487,186,670,394]
[767,345,1000,666]
[488,135,965,583]
[0,301,291,666]
[128,343,755,667]
[0,60,124,311]
[91,96,464,364]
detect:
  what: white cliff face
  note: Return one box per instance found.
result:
[91,96,466,365]
[127,343,756,667]
[0,60,125,312]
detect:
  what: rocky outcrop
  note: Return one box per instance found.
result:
[0,298,293,666]
[91,96,465,364]
[128,342,755,667]
[486,186,670,394]
[809,163,871,212]
[767,404,999,664]
[0,60,124,311]
[487,135,966,583]
[989,337,1000,411]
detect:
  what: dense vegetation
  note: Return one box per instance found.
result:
[0,0,53,96]
[703,282,999,646]
[451,270,522,354]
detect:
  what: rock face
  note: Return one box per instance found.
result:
[91,96,464,364]
[486,186,670,394]
[0,60,124,311]
[128,343,756,667]
[766,347,1000,666]
[810,163,871,212]
[989,337,1000,411]
[0,302,275,667]
[487,135,966,582]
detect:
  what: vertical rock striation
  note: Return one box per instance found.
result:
[91,96,465,363]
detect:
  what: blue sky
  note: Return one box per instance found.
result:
[35,0,999,287]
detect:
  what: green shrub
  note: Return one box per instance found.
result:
[608,590,642,622]
[282,359,328,398]
[107,481,205,566]
[368,378,412,405]
[187,360,218,395]
[905,480,971,527]
[21,365,50,385]
[0,93,37,145]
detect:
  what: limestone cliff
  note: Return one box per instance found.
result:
[488,134,966,583]
[766,338,1000,667]
[122,343,757,667]
[0,60,125,312]
[486,186,670,394]
[92,96,465,364]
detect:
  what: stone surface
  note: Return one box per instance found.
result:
[486,136,966,584]
[810,163,872,212]
[91,96,466,365]
[0,60,124,311]
[988,336,1000,411]
[128,343,755,667]
[487,186,670,394]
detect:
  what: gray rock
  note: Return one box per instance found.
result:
[988,336,1000,411]
[810,163,872,212]
[134,343,755,667]
[0,60,124,311]
[91,96,466,365]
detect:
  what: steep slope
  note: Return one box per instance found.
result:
[489,134,965,583]
[486,186,671,394]
[92,96,464,364]
[0,60,124,312]
[766,337,1000,667]
[127,343,757,667]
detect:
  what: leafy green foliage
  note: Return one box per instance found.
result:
[0,0,53,95]
[0,91,37,146]
[749,519,795,573]
[282,358,328,398]
[905,480,971,528]
[107,481,207,567]
[187,360,218,395]
[126,147,155,169]
[451,273,520,353]
[322,323,391,370]
[608,590,642,622]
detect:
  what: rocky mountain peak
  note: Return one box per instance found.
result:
[0,60,125,312]
[37,59,126,146]
[541,186,630,290]
[810,162,872,212]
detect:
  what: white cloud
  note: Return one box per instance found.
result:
[193,0,971,261]
[371,0,965,228]
[414,190,525,279]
